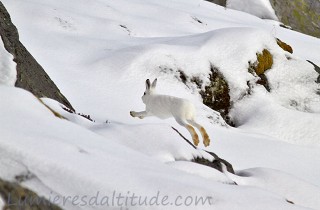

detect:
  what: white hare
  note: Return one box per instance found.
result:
[130,78,210,147]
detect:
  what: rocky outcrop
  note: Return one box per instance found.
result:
[205,0,227,7]
[178,65,232,125]
[271,1,318,38]
[0,1,74,111]
[199,65,231,123]
[206,0,320,38]
[0,178,62,210]
[270,0,320,38]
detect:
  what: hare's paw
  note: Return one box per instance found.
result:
[193,138,199,146]
[130,111,136,117]
[200,127,210,147]
[203,136,210,147]
[193,135,199,146]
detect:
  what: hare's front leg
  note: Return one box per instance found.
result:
[130,111,150,119]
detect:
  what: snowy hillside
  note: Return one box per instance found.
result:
[1,0,320,209]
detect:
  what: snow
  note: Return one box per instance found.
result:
[0,85,310,210]
[1,0,320,209]
[167,161,234,184]
[0,197,4,210]
[232,168,320,210]
[227,0,278,20]
[0,36,16,86]
[231,87,320,145]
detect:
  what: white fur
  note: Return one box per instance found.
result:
[130,79,210,147]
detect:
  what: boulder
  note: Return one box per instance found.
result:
[270,0,320,38]
[0,1,74,111]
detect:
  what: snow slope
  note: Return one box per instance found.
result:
[1,0,320,209]
[232,168,320,210]
[1,86,314,210]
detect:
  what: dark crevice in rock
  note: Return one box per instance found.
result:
[256,74,271,92]
[0,1,74,111]
[178,70,187,84]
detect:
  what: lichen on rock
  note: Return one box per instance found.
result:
[250,49,273,76]
[248,49,273,91]
[276,38,293,53]
[199,65,231,122]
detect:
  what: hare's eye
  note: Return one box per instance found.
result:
[143,92,146,95]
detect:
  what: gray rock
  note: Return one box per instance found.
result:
[193,151,235,174]
[205,0,227,7]
[270,0,320,38]
[205,0,320,38]
[306,60,320,83]
[0,1,74,111]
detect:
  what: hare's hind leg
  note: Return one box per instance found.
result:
[175,118,199,146]
[187,120,210,147]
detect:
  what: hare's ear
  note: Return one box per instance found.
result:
[146,79,151,90]
[151,78,157,89]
